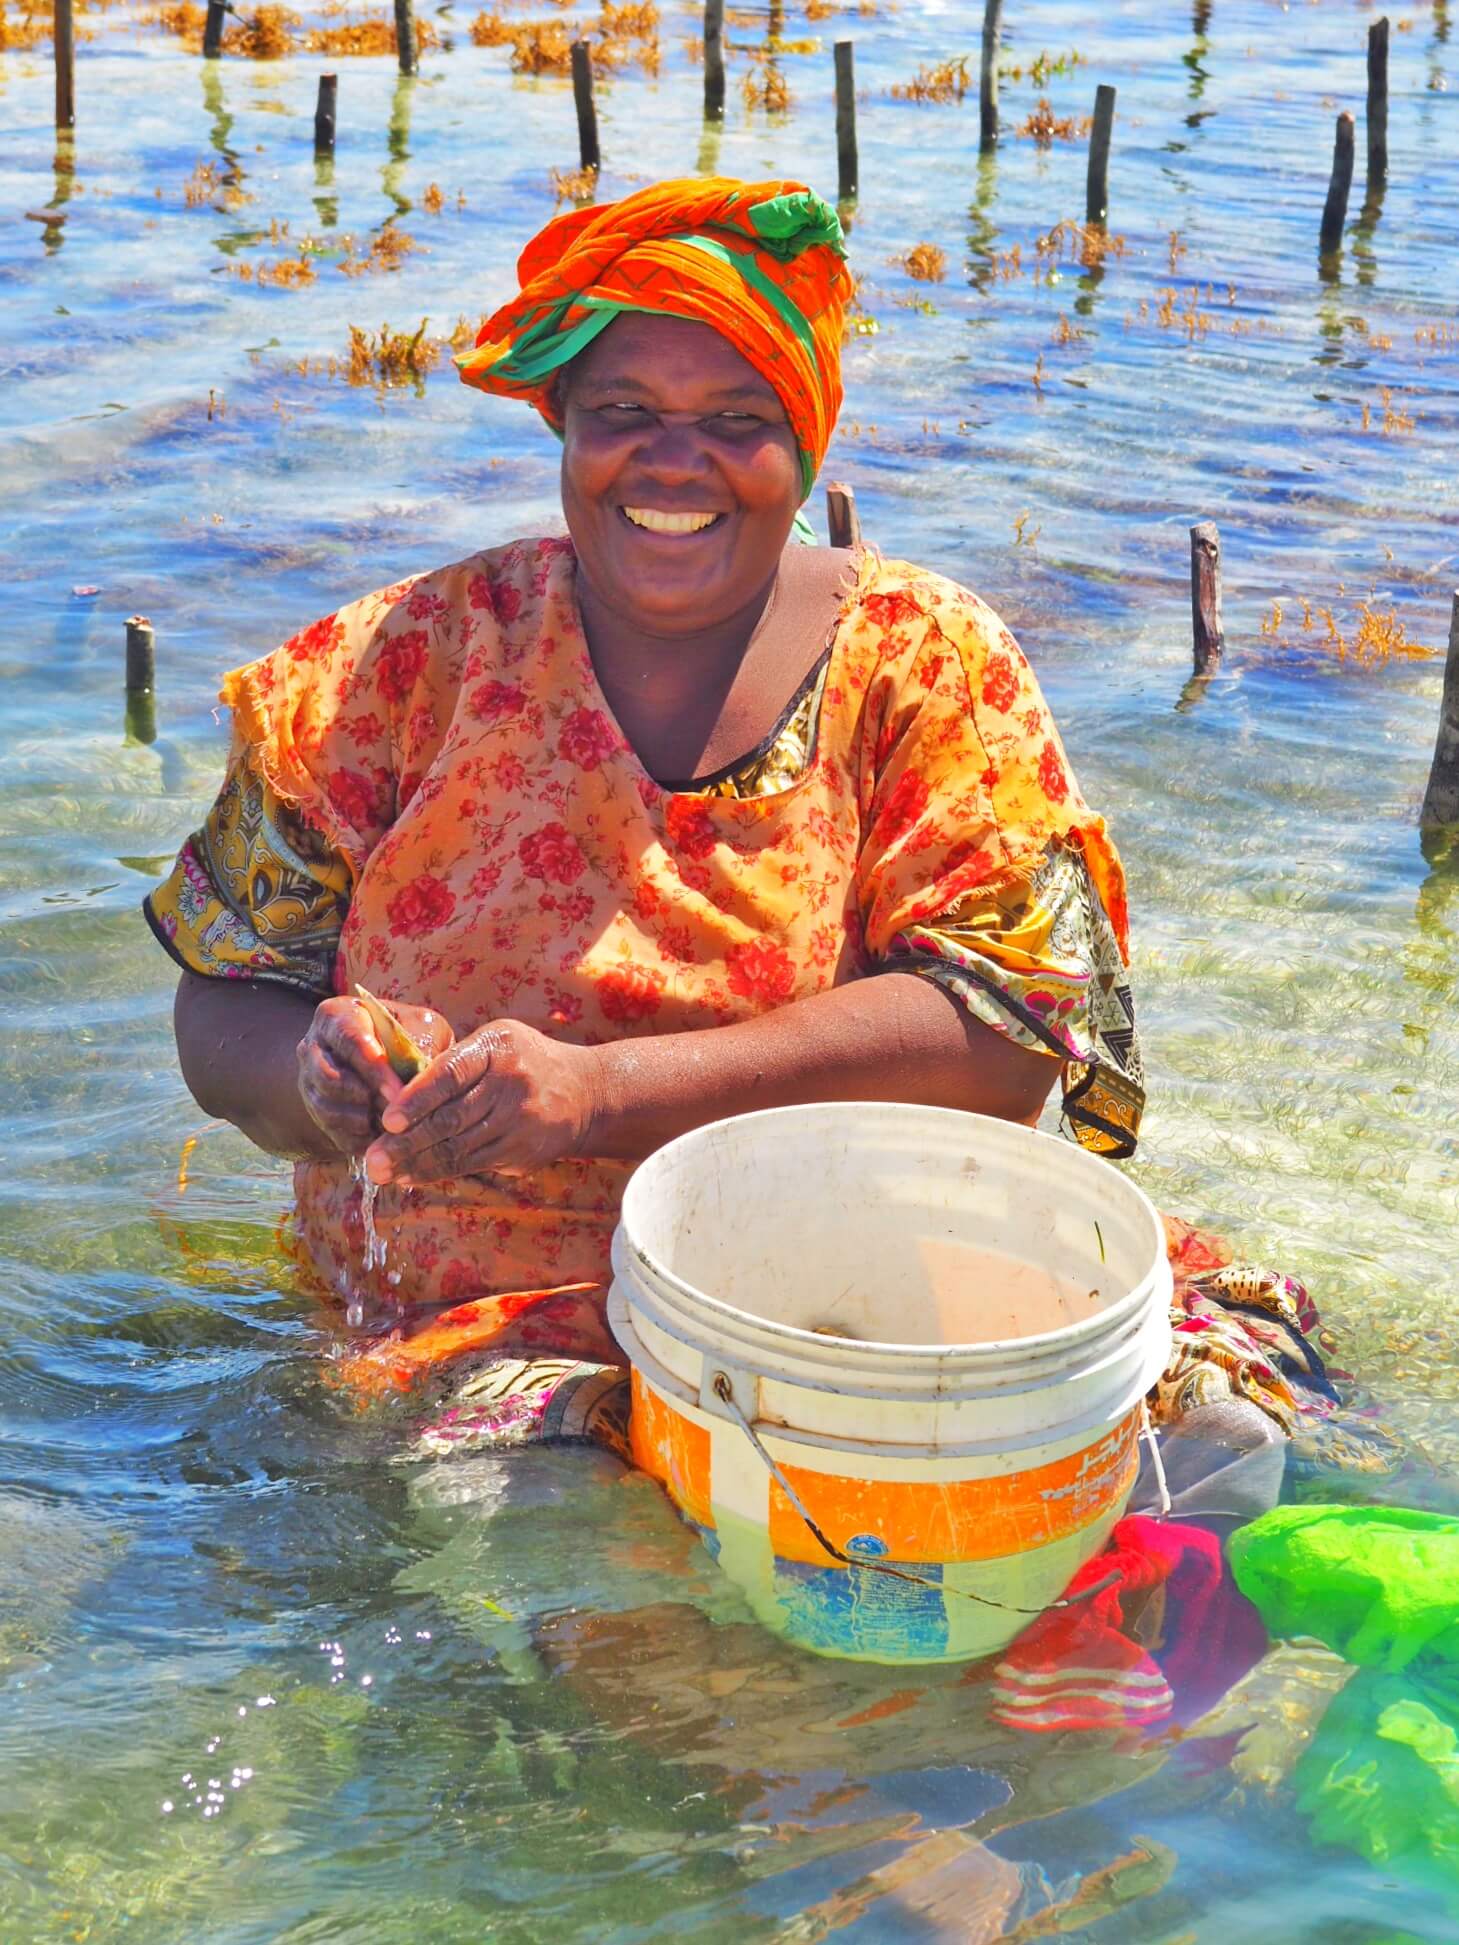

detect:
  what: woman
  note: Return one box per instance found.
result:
[144,177,1149,1454]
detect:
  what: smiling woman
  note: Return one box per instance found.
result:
[143,177,1144,1451]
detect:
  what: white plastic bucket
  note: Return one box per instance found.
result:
[608,1102,1173,1664]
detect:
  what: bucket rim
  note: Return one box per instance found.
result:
[615,1101,1168,1369]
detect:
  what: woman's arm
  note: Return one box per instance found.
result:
[363,973,1058,1185]
[172,972,449,1161]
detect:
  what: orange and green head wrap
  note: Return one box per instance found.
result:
[456,177,851,499]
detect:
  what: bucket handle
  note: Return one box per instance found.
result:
[708,1372,1122,1617]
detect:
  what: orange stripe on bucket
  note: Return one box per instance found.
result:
[629,1371,715,1530]
[767,1413,1140,1567]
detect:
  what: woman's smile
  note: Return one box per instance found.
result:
[619,506,725,536]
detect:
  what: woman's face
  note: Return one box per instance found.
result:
[559,313,803,637]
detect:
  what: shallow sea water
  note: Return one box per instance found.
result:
[2,0,1458,1937]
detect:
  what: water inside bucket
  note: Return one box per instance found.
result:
[807,1239,1101,1347]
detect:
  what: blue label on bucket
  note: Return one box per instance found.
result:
[772,1554,949,1659]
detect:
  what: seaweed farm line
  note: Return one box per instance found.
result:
[4,1,1459,1940]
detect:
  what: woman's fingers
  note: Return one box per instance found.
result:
[365,1072,501,1183]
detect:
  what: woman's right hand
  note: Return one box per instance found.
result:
[296,996,455,1157]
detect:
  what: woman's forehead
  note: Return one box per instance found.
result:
[569,314,782,408]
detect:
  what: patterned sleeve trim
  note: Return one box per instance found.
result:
[886,841,1145,1158]
[142,752,352,997]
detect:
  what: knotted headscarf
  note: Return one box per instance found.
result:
[456,178,852,498]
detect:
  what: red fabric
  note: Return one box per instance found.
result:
[990,1515,1266,1736]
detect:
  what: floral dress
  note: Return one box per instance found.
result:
[146,537,1144,1432]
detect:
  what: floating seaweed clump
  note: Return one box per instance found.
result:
[348,320,440,388]
[1035,218,1126,270]
[551,163,599,204]
[743,63,791,110]
[1001,47,1085,85]
[1260,594,1436,667]
[339,226,420,275]
[1020,96,1093,146]
[233,252,318,287]
[891,57,971,104]
[308,10,440,54]
[894,243,946,282]
[474,7,657,73]
[222,4,299,57]
[182,158,253,211]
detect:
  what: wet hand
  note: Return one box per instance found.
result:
[297,996,455,1157]
[362,1020,597,1185]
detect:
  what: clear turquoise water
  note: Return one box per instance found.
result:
[3,1,1458,1937]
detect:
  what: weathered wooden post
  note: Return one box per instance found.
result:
[314,73,337,155]
[1320,110,1356,252]
[834,41,858,202]
[54,0,75,129]
[393,0,417,76]
[1086,84,1116,226]
[203,0,226,59]
[979,0,1004,151]
[1420,593,1459,833]
[704,0,725,121]
[125,616,157,745]
[1189,522,1225,676]
[1367,16,1390,191]
[826,482,861,549]
[572,40,600,172]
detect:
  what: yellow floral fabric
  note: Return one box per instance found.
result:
[145,538,1136,1370]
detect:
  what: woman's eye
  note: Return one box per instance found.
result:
[598,401,646,417]
[710,412,757,428]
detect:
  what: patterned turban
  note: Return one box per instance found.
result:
[456,177,852,498]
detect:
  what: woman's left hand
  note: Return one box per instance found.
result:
[361,1020,599,1185]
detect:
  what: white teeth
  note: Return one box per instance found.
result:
[622,507,719,535]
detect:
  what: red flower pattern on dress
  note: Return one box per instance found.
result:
[519,822,588,886]
[1038,740,1069,804]
[558,707,620,771]
[665,796,721,861]
[874,770,931,843]
[386,873,456,938]
[286,612,344,663]
[596,964,663,1020]
[726,938,796,1005]
[327,765,387,830]
[469,679,528,723]
[981,651,1020,713]
[376,629,428,704]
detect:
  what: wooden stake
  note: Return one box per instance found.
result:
[1086,84,1116,226]
[54,0,75,129]
[314,72,337,154]
[1189,522,1225,677]
[825,482,861,549]
[1420,593,1459,833]
[1320,110,1355,253]
[393,0,417,75]
[834,41,858,202]
[125,616,156,696]
[202,0,226,59]
[572,40,600,172]
[703,0,725,121]
[979,0,1004,151]
[1367,16,1390,192]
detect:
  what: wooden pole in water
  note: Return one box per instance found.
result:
[1189,522,1225,677]
[1320,110,1356,253]
[125,616,156,696]
[1420,593,1459,833]
[54,0,75,129]
[1086,84,1116,226]
[572,40,600,172]
[825,482,861,549]
[314,73,337,154]
[202,0,226,59]
[834,41,858,202]
[1367,16,1390,192]
[703,0,725,121]
[979,0,1004,151]
[393,0,417,76]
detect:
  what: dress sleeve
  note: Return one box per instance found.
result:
[142,749,352,996]
[851,568,1144,1156]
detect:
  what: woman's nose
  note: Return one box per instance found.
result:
[636,416,711,480]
